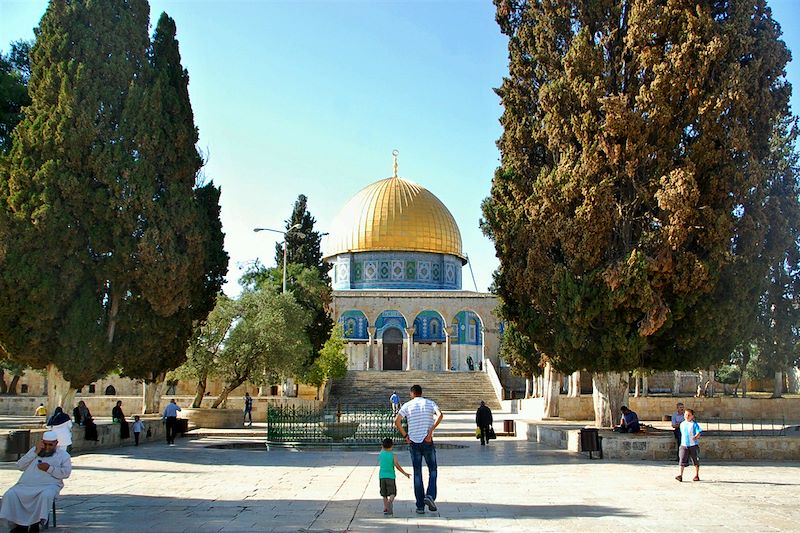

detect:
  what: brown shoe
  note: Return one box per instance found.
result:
[675,475,682,482]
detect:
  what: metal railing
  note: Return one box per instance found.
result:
[699,417,788,437]
[267,404,404,443]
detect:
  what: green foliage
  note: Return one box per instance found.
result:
[274,194,331,280]
[267,194,334,377]
[0,40,31,154]
[752,118,800,372]
[483,0,795,377]
[0,3,226,387]
[213,288,312,403]
[304,325,348,391]
[715,365,741,386]
[498,320,543,378]
[171,293,237,406]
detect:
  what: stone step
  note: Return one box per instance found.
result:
[328,370,502,411]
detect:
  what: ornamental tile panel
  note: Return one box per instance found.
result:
[391,260,404,280]
[417,261,431,281]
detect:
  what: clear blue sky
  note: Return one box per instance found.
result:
[2,0,798,296]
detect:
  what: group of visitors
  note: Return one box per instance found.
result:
[612,402,703,481]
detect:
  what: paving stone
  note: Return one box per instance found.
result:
[0,423,798,531]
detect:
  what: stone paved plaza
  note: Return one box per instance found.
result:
[1,422,798,532]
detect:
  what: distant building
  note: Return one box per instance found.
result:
[323,155,500,372]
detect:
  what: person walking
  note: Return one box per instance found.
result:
[132,416,145,446]
[243,392,253,427]
[378,437,410,516]
[162,399,182,445]
[389,391,400,415]
[676,408,703,482]
[475,401,493,446]
[394,384,443,515]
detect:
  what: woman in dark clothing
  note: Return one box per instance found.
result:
[47,407,71,427]
[74,400,98,441]
[112,400,130,439]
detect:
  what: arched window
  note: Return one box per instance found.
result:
[430,319,439,337]
[468,319,477,343]
[345,318,356,337]
[104,385,116,395]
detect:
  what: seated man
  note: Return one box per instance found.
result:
[614,406,641,433]
[0,431,72,532]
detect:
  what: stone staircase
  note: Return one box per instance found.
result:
[327,370,502,411]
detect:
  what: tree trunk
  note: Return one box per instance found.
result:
[788,367,800,394]
[634,375,641,397]
[707,369,715,397]
[537,375,544,397]
[772,370,784,398]
[106,289,121,344]
[46,364,75,414]
[211,378,246,408]
[8,375,20,395]
[0,369,7,394]
[642,375,649,397]
[592,371,629,428]
[741,378,748,398]
[192,375,208,408]
[672,370,681,395]
[542,362,560,417]
[568,371,581,397]
[524,378,531,399]
[142,373,166,414]
[698,369,707,396]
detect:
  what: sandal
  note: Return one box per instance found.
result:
[675,475,682,482]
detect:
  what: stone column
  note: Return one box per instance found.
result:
[480,326,486,371]
[367,327,376,371]
[673,370,681,395]
[444,326,452,372]
[405,327,415,370]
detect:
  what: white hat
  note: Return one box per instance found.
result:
[42,431,58,441]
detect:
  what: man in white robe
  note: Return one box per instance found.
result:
[0,431,71,532]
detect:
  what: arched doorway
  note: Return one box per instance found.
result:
[382,328,403,370]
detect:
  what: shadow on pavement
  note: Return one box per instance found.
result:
[53,494,638,532]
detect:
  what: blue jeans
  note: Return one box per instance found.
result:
[409,441,437,510]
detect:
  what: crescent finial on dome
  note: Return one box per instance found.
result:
[392,149,399,178]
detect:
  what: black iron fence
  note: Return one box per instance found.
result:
[699,417,788,437]
[267,404,404,443]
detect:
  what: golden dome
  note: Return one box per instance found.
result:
[323,176,464,261]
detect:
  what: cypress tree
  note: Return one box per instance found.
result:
[483,0,795,425]
[116,14,227,392]
[271,194,334,379]
[274,194,330,279]
[0,0,152,398]
[0,2,227,410]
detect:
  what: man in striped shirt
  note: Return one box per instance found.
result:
[394,384,444,514]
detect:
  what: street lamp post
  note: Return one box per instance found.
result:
[253,223,305,293]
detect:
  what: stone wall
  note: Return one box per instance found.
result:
[0,395,321,418]
[515,395,800,422]
[519,421,800,460]
[0,418,167,462]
